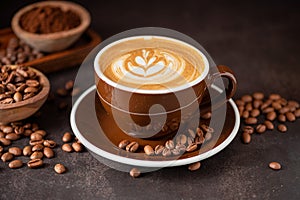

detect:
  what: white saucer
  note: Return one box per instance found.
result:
[70,85,240,171]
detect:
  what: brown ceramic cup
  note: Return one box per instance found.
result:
[94,35,237,139]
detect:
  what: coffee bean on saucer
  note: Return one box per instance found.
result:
[27,159,43,169]
[278,124,287,132]
[245,117,257,125]
[175,134,187,145]
[175,144,186,153]
[54,163,66,174]
[165,140,175,150]
[269,161,281,170]
[188,162,201,171]
[9,159,23,169]
[162,148,171,157]
[144,145,154,156]
[286,112,296,122]
[129,168,141,178]
[8,147,22,156]
[253,92,264,100]
[126,141,139,153]
[264,121,274,130]
[242,132,251,144]
[186,143,197,152]
[256,124,266,134]
[1,152,14,162]
[62,132,72,143]
[154,145,164,155]
[118,139,130,149]
[243,126,254,134]
[62,143,73,153]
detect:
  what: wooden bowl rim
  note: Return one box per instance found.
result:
[11,0,91,39]
[0,66,50,110]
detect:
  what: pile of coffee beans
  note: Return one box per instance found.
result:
[235,92,299,144]
[0,65,42,104]
[0,37,44,66]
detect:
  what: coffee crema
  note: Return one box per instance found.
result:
[99,36,206,90]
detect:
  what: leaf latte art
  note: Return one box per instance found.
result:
[103,48,201,90]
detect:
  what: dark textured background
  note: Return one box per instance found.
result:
[0,0,300,199]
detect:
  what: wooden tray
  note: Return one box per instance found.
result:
[0,28,102,73]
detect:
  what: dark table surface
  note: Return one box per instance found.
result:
[1,0,300,199]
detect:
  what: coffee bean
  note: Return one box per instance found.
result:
[8,147,22,156]
[245,117,257,125]
[126,141,139,153]
[30,132,43,141]
[9,159,23,169]
[62,143,73,153]
[188,162,201,171]
[256,124,266,134]
[241,95,252,103]
[171,148,180,156]
[62,132,72,143]
[54,163,66,174]
[269,161,281,170]
[278,124,287,133]
[32,144,44,152]
[72,142,83,152]
[144,145,154,156]
[162,148,172,157]
[27,159,43,168]
[0,146,3,153]
[287,100,299,109]
[25,79,39,87]
[43,140,56,148]
[295,109,300,117]
[175,144,186,153]
[269,94,281,101]
[266,111,276,121]
[43,147,54,158]
[29,139,44,146]
[200,124,214,133]
[243,126,254,134]
[0,138,11,146]
[196,127,204,137]
[278,98,288,106]
[279,106,290,114]
[118,139,130,149]
[14,126,24,135]
[242,132,251,144]
[33,130,47,137]
[262,107,274,114]
[242,110,249,118]
[252,92,264,100]
[187,137,193,146]
[186,143,197,152]
[278,114,286,122]
[23,129,32,137]
[13,92,22,102]
[0,132,5,138]
[201,112,211,119]
[195,135,205,145]
[23,145,32,156]
[2,126,13,134]
[30,151,43,159]
[5,133,20,141]
[205,132,212,141]
[154,145,164,155]
[1,152,14,162]
[264,121,274,130]
[165,140,175,150]
[250,109,260,117]
[272,102,282,110]
[286,112,296,122]
[235,99,245,107]
[175,134,187,145]
[129,168,140,178]
[253,100,262,109]
[245,103,253,111]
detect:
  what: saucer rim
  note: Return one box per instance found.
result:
[70,85,240,168]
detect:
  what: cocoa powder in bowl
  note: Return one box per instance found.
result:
[19,6,81,34]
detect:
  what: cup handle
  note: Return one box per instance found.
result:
[200,65,237,111]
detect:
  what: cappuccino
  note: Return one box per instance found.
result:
[98,36,206,90]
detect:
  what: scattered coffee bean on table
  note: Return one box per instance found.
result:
[54,163,67,174]
[8,159,23,169]
[188,162,201,171]
[269,161,281,170]
[129,168,141,178]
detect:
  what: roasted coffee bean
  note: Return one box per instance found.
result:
[269,161,281,170]
[30,132,43,141]
[2,126,13,134]
[278,98,288,106]
[278,124,287,133]
[118,139,130,149]
[188,162,201,171]
[266,111,276,121]
[241,95,252,103]
[62,143,73,153]
[129,168,140,178]
[126,141,139,153]
[175,144,186,153]
[186,143,197,152]
[205,132,212,141]
[261,103,271,110]
[162,148,172,157]
[187,129,196,138]
[201,112,211,119]
[72,142,83,152]
[14,126,24,135]
[5,133,20,141]
[187,137,193,146]
[175,134,187,145]
[27,159,43,168]
[245,117,257,125]
[154,145,164,155]
[242,132,251,144]
[8,147,22,156]
[269,94,281,101]
[250,109,260,117]
[252,92,264,100]
[196,127,204,137]
[62,132,72,142]
[235,99,245,107]
[245,103,253,111]
[200,124,214,133]
[262,107,274,114]
[287,100,299,109]
[253,100,262,109]
[243,126,254,134]
[32,144,44,152]
[0,146,3,153]
[0,132,5,138]
[264,121,274,130]
[278,114,286,122]
[256,124,266,134]
[30,151,43,159]
[0,138,11,146]
[25,79,39,87]
[1,152,14,162]
[144,145,154,156]
[9,159,23,169]
[65,80,74,90]
[295,109,300,117]
[165,140,175,150]
[279,106,290,114]
[286,112,296,122]
[23,145,32,156]
[171,148,180,156]
[29,139,44,146]
[272,102,282,110]
[242,110,249,118]
[34,130,47,137]
[43,147,54,158]
[43,140,56,148]
[54,163,66,174]
[13,92,22,102]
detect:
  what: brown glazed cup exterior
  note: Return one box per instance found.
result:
[94,37,237,139]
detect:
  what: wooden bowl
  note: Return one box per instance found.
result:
[11,1,91,53]
[0,67,50,124]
